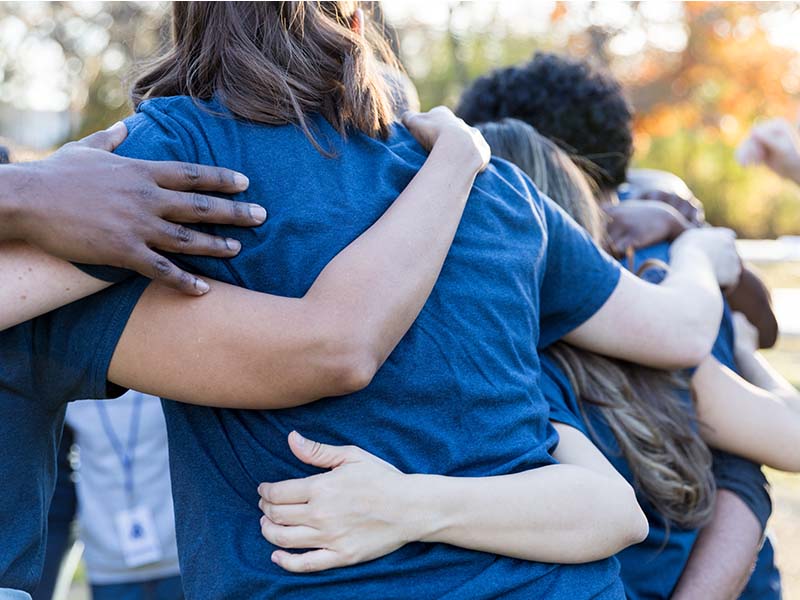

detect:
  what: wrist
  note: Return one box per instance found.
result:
[0,164,35,241]
[402,474,451,544]
[432,131,485,176]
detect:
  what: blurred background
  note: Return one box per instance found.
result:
[0,1,799,598]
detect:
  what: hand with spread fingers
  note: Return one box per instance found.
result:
[258,431,410,573]
[0,121,267,294]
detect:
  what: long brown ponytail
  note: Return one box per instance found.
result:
[477,118,716,528]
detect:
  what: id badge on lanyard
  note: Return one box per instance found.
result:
[97,397,164,567]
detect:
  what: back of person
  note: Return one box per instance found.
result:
[66,391,181,594]
[541,352,699,599]
[101,93,623,599]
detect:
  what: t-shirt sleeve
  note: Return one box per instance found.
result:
[711,302,738,371]
[73,104,207,283]
[538,195,622,349]
[540,354,587,435]
[20,276,150,409]
[711,449,771,531]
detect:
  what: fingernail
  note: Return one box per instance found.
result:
[258,483,267,495]
[248,204,267,223]
[261,516,266,526]
[293,431,306,447]
[107,121,125,132]
[195,279,210,294]
[234,173,250,189]
[225,238,242,252]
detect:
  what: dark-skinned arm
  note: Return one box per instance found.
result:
[0,122,266,295]
[725,269,778,349]
[671,490,762,599]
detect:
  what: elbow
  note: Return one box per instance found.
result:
[335,350,380,394]
[615,480,649,550]
[668,297,721,369]
[678,329,716,370]
[327,332,381,395]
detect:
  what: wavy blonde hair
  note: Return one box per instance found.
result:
[477,118,716,529]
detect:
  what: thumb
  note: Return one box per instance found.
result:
[76,121,128,151]
[287,431,357,470]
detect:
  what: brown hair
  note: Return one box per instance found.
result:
[132,1,398,152]
[476,118,716,529]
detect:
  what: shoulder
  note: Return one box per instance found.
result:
[485,156,544,204]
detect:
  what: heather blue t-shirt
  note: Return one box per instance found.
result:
[75,95,625,599]
[0,279,148,593]
[544,240,777,599]
[542,353,699,600]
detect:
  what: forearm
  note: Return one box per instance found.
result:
[693,357,800,471]
[726,268,778,349]
[0,166,27,241]
[565,249,722,370]
[736,350,799,409]
[0,241,109,331]
[110,136,482,408]
[672,490,762,600]
[664,242,724,343]
[408,466,646,563]
[304,134,481,371]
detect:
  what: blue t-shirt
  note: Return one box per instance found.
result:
[543,240,778,599]
[627,242,780,598]
[73,95,625,600]
[0,279,148,593]
[542,354,698,600]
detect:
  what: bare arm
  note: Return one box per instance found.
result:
[672,490,762,600]
[692,356,800,472]
[564,228,737,370]
[107,109,488,408]
[257,426,648,572]
[0,122,265,295]
[0,242,109,331]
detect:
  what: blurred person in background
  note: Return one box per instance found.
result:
[457,51,782,600]
[737,116,800,187]
[64,391,182,600]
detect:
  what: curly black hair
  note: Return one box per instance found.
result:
[456,52,634,190]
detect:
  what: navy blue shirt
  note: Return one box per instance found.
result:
[542,354,699,600]
[544,241,778,599]
[0,279,148,593]
[72,95,625,599]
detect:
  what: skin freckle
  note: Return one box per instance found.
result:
[20,295,27,301]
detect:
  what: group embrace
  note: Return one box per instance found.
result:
[2,2,800,600]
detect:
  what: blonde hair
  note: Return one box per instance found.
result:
[477,118,716,529]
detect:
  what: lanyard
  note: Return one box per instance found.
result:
[96,395,143,506]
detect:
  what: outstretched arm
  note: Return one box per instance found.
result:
[692,353,800,472]
[564,228,738,370]
[0,122,264,298]
[256,427,648,573]
[106,108,488,408]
